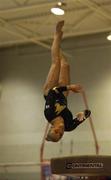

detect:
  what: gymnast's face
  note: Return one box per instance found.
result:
[46,117,64,142]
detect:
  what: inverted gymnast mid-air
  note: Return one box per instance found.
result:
[43,20,91,142]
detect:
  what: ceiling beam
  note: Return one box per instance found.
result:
[0,16,50,48]
[0,16,71,57]
[65,26,111,38]
[18,0,30,6]
[12,0,24,7]
[0,1,55,13]
[0,26,111,49]
[77,0,111,22]
[71,10,93,30]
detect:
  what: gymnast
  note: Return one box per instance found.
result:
[43,20,91,142]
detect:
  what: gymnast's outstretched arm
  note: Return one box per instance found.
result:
[66,84,83,93]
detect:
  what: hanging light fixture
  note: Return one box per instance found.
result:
[51,2,66,16]
[107,33,111,41]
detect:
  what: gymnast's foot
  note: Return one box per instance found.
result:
[56,20,64,32]
[76,109,91,122]
[55,20,64,38]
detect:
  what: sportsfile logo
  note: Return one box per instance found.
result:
[66,162,104,169]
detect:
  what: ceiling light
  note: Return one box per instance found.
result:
[51,7,64,15]
[51,2,66,16]
[107,33,111,41]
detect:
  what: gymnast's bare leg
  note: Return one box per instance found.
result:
[59,52,86,121]
[59,51,70,97]
[43,21,64,96]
